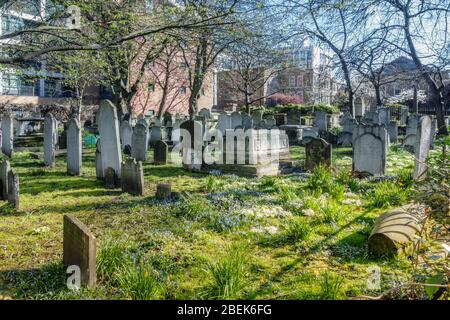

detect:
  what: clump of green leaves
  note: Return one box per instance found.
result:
[318,272,344,300]
[366,181,410,209]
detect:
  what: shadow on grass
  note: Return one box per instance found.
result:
[20,177,103,195]
[249,209,375,299]
[0,262,68,299]
[143,165,206,179]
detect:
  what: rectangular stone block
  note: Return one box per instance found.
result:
[63,215,96,288]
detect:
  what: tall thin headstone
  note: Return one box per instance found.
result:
[67,118,82,176]
[131,121,149,161]
[414,116,432,181]
[0,160,10,200]
[44,113,57,167]
[98,100,122,178]
[7,170,19,209]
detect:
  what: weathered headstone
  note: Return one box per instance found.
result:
[121,158,144,195]
[198,108,212,119]
[353,124,387,176]
[305,138,332,171]
[265,116,276,128]
[217,112,232,136]
[120,121,133,150]
[242,113,253,130]
[414,116,432,181]
[1,113,13,157]
[67,118,82,176]
[231,111,242,129]
[98,100,122,178]
[154,140,168,165]
[7,170,19,209]
[63,214,96,288]
[387,120,398,144]
[378,107,391,126]
[131,121,149,161]
[171,119,181,143]
[400,106,408,126]
[251,110,264,126]
[149,126,162,148]
[156,183,172,200]
[44,113,57,167]
[0,160,10,200]
[104,167,119,189]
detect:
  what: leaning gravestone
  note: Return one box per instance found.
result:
[414,116,432,181]
[154,140,168,165]
[305,138,332,171]
[44,113,57,167]
[121,158,144,196]
[131,121,149,161]
[98,100,122,178]
[95,139,103,180]
[67,118,82,176]
[7,170,19,209]
[0,160,10,200]
[353,124,387,176]
[63,214,96,288]
[1,113,14,157]
[120,121,133,150]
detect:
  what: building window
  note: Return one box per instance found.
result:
[148,83,155,92]
[288,76,296,88]
[2,74,37,96]
[180,86,187,94]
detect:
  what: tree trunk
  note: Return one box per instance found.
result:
[374,84,382,107]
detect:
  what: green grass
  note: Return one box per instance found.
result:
[0,144,437,300]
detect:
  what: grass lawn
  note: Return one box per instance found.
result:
[0,143,443,299]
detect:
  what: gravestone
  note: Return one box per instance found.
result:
[120,121,133,150]
[314,111,328,132]
[67,118,82,176]
[0,160,10,200]
[95,139,103,180]
[378,107,391,126]
[98,100,122,178]
[286,110,302,125]
[44,113,57,167]
[354,97,365,118]
[154,140,168,165]
[63,214,96,288]
[104,167,119,189]
[265,116,276,127]
[353,124,387,176]
[387,120,398,144]
[242,113,253,130]
[404,114,420,150]
[198,108,211,119]
[251,110,264,126]
[7,170,19,209]
[414,116,432,181]
[180,120,204,170]
[121,158,144,195]
[149,126,162,148]
[305,138,332,171]
[156,183,172,200]
[171,119,181,143]
[131,121,149,161]
[1,113,13,157]
[231,111,242,129]
[400,106,408,125]
[217,112,231,136]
